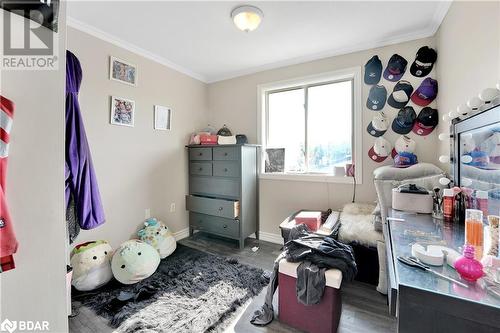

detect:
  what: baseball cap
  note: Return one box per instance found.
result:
[368,137,391,162]
[367,112,389,137]
[391,135,416,158]
[411,78,438,106]
[383,54,408,82]
[392,106,417,134]
[364,55,382,85]
[394,152,418,168]
[366,85,387,111]
[410,46,437,77]
[387,80,414,109]
[412,107,439,136]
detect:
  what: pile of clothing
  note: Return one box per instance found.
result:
[251,224,357,326]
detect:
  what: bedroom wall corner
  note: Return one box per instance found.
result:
[67,26,208,249]
[435,0,500,174]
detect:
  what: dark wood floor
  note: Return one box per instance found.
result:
[69,233,396,333]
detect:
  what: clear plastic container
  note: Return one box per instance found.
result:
[465,209,484,260]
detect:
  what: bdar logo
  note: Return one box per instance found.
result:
[0,319,17,333]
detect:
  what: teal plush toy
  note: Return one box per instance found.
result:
[138,218,177,259]
[111,240,160,284]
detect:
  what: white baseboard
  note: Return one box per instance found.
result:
[250,231,283,245]
[174,228,190,241]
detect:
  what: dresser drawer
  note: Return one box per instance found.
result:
[189,148,212,161]
[190,212,240,239]
[186,195,239,219]
[190,162,212,176]
[213,147,239,161]
[213,161,239,178]
[190,176,240,198]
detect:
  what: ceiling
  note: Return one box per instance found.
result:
[67,1,451,83]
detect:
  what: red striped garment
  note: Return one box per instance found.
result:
[0,96,18,273]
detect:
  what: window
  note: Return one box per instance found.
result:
[258,68,362,183]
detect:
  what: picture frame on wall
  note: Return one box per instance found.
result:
[110,96,135,127]
[109,56,137,86]
[154,105,172,131]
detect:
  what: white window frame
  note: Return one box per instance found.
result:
[257,67,362,184]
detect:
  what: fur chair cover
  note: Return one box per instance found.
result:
[339,203,383,248]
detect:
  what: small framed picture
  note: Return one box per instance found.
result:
[265,148,285,173]
[110,96,135,127]
[154,105,172,131]
[110,56,137,86]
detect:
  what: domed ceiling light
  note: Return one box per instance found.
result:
[231,5,263,32]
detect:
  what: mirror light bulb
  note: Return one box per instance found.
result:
[467,96,483,111]
[448,110,458,119]
[457,104,470,118]
[439,155,450,163]
[479,87,500,103]
[439,177,451,186]
[461,155,473,163]
[438,133,448,141]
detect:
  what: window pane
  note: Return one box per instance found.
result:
[307,80,352,173]
[267,89,306,172]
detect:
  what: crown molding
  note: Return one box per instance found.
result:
[207,25,444,83]
[429,0,452,35]
[68,2,451,85]
[207,2,452,83]
[67,17,208,83]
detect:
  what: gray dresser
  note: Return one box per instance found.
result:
[185,144,259,249]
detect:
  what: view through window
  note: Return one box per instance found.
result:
[266,79,353,174]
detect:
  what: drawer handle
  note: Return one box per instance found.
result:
[224,152,228,156]
[223,224,228,229]
[224,168,228,172]
[199,168,203,171]
[218,207,223,211]
[198,152,203,156]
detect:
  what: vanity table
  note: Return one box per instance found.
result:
[383,209,500,333]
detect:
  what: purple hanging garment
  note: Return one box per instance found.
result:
[65,50,105,229]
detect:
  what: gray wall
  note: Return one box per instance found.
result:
[435,1,500,173]
[67,27,208,248]
[0,5,69,332]
[208,37,438,236]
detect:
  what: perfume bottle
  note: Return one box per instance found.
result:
[454,245,484,282]
[465,209,484,260]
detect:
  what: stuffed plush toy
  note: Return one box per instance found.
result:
[111,239,160,284]
[461,135,476,155]
[70,240,113,291]
[138,218,177,259]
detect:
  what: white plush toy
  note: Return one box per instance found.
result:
[461,135,476,154]
[138,218,177,259]
[111,239,160,285]
[70,240,113,291]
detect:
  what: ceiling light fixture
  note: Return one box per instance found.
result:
[231,5,263,32]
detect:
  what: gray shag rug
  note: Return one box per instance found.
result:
[73,244,269,333]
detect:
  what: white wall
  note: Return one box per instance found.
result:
[208,37,439,236]
[435,1,500,173]
[0,5,69,333]
[67,27,208,249]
